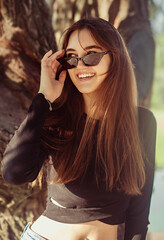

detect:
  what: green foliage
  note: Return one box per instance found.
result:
[151,33,164,110]
[156,126,164,167]
[150,109,164,167]
[149,0,159,19]
[151,33,164,167]
[149,0,164,34]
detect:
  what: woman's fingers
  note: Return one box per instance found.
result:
[51,60,60,73]
[58,70,67,85]
[41,50,53,64]
[46,49,65,64]
[39,50,67,102]
[42,49,65,69]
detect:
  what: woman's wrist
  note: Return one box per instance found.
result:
[44,97,53,111]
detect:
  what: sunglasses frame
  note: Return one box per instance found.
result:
[57,50,112,69]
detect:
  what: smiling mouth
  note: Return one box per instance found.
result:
[77,73,95,80]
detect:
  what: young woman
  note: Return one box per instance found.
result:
[1,18,156,240]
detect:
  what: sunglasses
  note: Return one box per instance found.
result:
[57,50,111,69]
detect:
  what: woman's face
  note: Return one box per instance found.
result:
[66,28,111,97]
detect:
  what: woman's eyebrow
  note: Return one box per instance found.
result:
[66,45,103,52]
[84,45,103,51]
[66,48,76,53]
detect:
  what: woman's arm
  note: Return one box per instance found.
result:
[124,108,157,240]
[1,93,51,185]
[1,49,66,186]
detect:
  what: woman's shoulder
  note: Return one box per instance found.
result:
[137,106,157,148]
[137,106,157,128]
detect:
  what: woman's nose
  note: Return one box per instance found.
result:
[76,58,85,68]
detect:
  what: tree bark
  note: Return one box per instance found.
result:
[0,0,57,239]
[109,0,155,108]
[50,0,99,44]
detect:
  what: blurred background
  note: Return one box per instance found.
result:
[147,0,164,238]
[0,0,163,239]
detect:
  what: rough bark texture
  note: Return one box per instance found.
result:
[50,0,99,45]
[0,0,154,239]
[0,0,57,239]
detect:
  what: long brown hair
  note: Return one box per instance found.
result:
[40,18,145,195]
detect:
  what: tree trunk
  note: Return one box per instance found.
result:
[0,0,57,239]
[50,0,99,44]
[109,0,155,108]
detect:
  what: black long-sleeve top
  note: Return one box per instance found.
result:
[1,93,157,240]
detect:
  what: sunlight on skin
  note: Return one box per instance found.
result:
[66,28,111,116]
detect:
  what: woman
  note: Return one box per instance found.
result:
[1,18,156,240]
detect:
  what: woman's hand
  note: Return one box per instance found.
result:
[38,49,67,103]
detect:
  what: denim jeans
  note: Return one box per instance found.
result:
[20,222,48,240]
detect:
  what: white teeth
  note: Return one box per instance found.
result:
[78,73,95,78]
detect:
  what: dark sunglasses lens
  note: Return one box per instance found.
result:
[83,53,103,66]
[57,57,76,69]
[67,58,77,69]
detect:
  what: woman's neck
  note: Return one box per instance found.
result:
[82,93,102,119]
[83,93,94,116]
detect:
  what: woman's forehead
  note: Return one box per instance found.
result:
[66,28,103,50]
